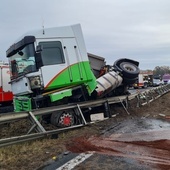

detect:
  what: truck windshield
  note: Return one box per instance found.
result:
[9,43,36,79]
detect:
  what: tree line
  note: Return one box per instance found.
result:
[153,66,170,78]
[143,66,170,79]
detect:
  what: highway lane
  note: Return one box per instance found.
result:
[41,116,170,170]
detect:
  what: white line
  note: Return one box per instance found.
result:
[56,152,93,170]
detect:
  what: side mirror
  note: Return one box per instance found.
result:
[36,45,42,52]
[35,46,43,69]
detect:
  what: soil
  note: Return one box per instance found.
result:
[0,92,170,170]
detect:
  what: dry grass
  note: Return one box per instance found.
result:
[0,125,99,170]
[0,92,170,170]
[0,139,62,170]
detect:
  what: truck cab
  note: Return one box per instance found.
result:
[6,24,97,111]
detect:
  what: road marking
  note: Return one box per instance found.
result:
[56,152,93,170]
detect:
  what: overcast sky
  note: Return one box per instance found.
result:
[1,0,170,70]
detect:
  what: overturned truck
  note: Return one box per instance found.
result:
[6,24,139,127]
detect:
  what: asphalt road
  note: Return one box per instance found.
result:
[41,117,170,170]
[128,86,153,94]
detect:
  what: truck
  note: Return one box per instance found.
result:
[133,72,153,88]
[0,62,13,106]
[6,24,139,127]
[134,73,148,88]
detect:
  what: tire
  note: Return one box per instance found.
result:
[123,77,138,85]
[142,82,148,89]
[112,85,128,96]
[119,62,140,79]
[50,110,75,127]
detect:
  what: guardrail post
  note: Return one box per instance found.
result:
[28,111,46,134]
[76,104,87,125]
[104,100,112,118]
[136,94,141,107]
[119,98,130,115]
[145,92,149,104]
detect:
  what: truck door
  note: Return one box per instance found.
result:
[36,38,85,90]
[62,38,85,82]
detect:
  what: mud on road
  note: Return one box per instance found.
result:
[0,92,170,170]
[67,119,170,170]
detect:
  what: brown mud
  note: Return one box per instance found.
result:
[66,106,170,170]
[67,130,170,170]
[0,92,170,170]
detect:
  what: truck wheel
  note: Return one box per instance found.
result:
[123,77,138,85]
[142,82,148,88]
[50,110,75,127]
[119,62,139,79]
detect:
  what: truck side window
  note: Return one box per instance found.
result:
[39,41,65,65]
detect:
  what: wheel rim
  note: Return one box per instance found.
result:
[59,112,74,126]
[122,63,136,72]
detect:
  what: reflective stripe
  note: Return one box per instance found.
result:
[57,153,93,170]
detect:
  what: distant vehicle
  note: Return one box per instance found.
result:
[133,73,149,89]
[162,74,170,84]
[0,63,13,106]
[152,79,164,87]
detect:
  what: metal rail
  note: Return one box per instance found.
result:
[0,95,128,124]
[0,85,170,147]
[0,124,84,147]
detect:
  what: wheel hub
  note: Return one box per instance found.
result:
[59,113,73,126]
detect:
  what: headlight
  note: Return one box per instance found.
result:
[29,76,41,89]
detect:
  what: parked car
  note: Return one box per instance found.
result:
[153,79,164,87]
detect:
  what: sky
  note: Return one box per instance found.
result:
[1,0,170,70]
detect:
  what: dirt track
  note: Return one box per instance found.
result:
[0,92,170,170]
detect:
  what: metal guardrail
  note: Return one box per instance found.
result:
[0,85,170,147]
[0,95,128,125]
[0,124,84,147]
[0,95,128,147]
[132,85,170,107]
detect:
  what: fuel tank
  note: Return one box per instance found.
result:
[95,71,123,97]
